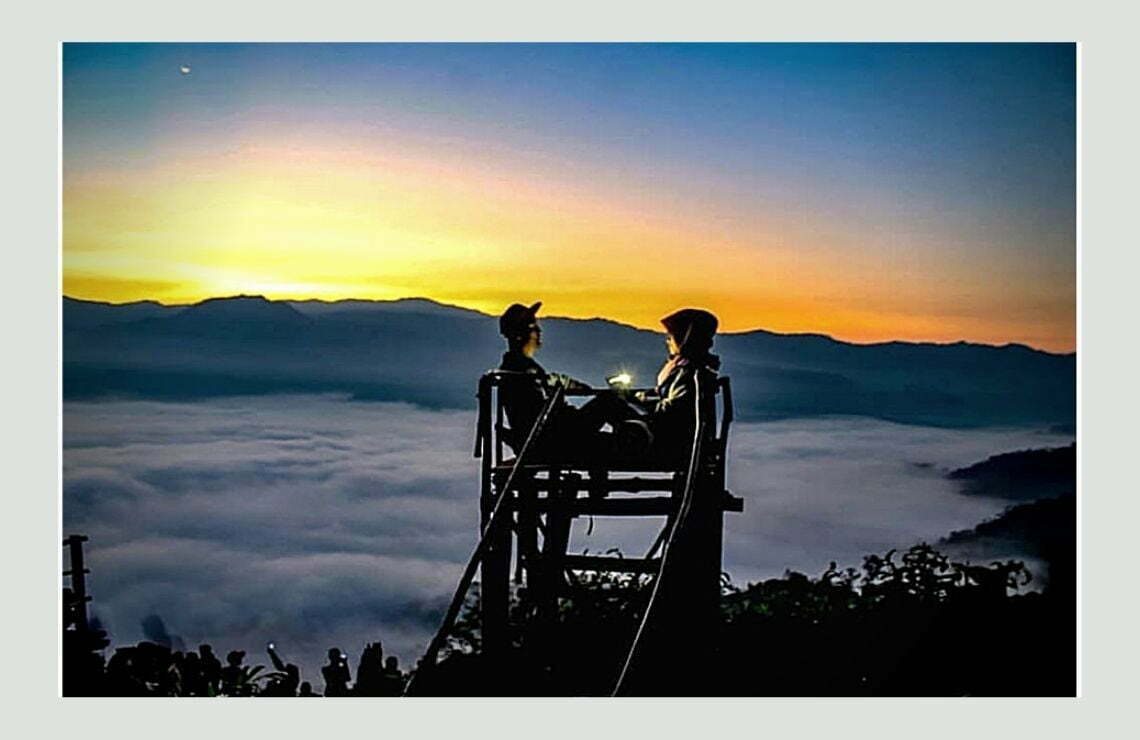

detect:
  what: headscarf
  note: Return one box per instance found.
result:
[656,308,721,387]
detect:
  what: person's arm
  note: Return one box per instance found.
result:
[546,372,591,391]
[653,367,694,418]
[633,389,660,405]
[267,645,286,673]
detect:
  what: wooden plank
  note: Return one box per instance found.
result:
[511,496,678,516]
[512,494,744,516]
[563,554,662,574]
[493,473,678,493]
[588,477,679,493]
[571,497,677,516]
[493,463,684,476]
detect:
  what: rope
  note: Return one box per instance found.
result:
[610,371,706,696]
[403,384,566,696]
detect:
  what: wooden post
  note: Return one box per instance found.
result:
[516,483,538,584]
[63,535,91,632]
[536,470,574,625]
[663,473,725,690]
[463,373,740,696]
[480,479,512,661]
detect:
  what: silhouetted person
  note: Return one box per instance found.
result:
[298,681,319,697]
[106,646,148,696]
[199,644,222,694]
[105,641,176,696]
[221,649,248,696]
[180,650,206,696]
[637,308,720,460]
[353,641,385,696]
[322,647,351,697]
[264,643,301,697]
[382,655,406,696]
[170,651,188,694]
[497,301,636,461]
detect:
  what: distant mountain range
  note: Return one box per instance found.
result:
[63,295,1075,427]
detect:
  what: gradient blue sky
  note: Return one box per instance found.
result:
[63,43,1076,350]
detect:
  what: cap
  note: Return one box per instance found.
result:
[499,301,542,337]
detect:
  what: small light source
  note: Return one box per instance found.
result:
[607,372,633,388]
[179,65,192,75]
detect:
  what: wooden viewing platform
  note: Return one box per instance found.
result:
[473,371,743,663]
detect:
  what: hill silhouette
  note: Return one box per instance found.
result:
[163,294,310,325]
[940,442,1075,593]
[63,295,1074,427]
[942,496,1075,594]
[948,442,1076,500]
[62,298,174,329]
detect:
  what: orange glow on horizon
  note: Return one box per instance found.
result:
[63,135,1075,354]
[60,276,1075,354]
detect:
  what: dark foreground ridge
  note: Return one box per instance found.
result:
[63,542,1073,697]
[413,543,1073,697]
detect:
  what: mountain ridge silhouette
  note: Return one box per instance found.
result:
[63,295,1075,427]
[63,295,1074,356]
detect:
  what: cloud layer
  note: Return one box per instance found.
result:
[63,395,1073,689]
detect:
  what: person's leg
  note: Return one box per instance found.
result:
[549,409,614,497]
[576,391,642,432]
[572,395,657,462]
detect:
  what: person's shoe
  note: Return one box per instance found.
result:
[616,419,653,459]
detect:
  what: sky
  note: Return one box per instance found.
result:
[62,43,1076,351]
[62,395,1074,690]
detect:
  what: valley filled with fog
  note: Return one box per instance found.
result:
[63,394,1073,685]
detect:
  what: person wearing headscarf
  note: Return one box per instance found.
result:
[642,308,721,459]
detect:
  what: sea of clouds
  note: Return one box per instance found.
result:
[62,395,1073,689]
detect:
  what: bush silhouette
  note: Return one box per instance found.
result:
[420,543,1071,696]
[63,544,1072,696]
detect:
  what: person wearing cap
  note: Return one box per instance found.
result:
[497,301,629,460]
[639,308,721,459]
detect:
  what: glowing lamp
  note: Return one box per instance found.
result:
[608,372,633,388]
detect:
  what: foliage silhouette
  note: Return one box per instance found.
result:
[415,543,1070,696]
[63,544,1071,696]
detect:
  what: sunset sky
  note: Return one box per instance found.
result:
[62,43,1075,351]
